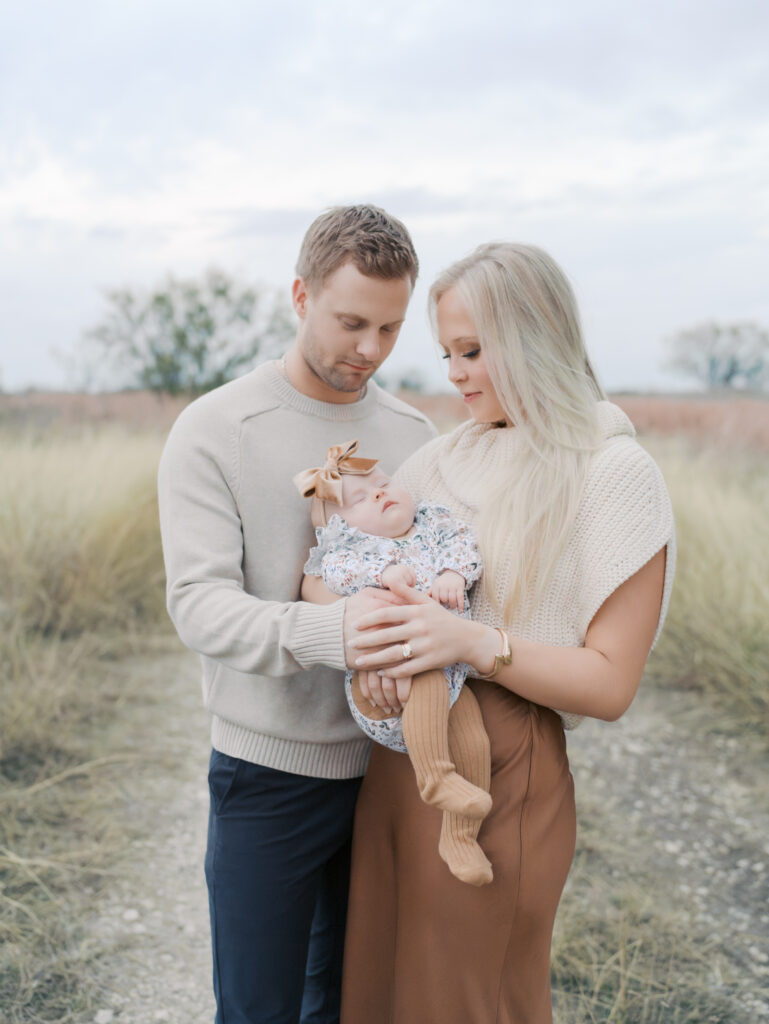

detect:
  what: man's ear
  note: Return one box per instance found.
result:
[292,277,309,318]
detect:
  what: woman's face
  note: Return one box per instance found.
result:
[436,287,509,425]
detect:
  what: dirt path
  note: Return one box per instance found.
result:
[566,691,769,1020]
[84,653,769,1023]
[85,653,213,1024]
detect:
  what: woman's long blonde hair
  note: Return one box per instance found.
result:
[429,243,606,621]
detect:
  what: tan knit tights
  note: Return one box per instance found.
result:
[351,671,493,886]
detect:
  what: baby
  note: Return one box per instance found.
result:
[294,440,493,886]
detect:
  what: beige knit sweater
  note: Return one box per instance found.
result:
[393,401,676,728]
[158,361,436,778]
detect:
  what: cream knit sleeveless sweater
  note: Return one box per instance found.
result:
[393,401,676,729]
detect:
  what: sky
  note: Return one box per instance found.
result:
[1,0,767,393]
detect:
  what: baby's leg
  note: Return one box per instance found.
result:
[401,670,492,820]
[439,686,493,886]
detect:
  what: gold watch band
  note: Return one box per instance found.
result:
[475,627,512,679]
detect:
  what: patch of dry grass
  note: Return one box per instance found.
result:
[644,438,769,737]
[552,807,748,1023]
[0,426,175,1021]
[1,409,767,1020]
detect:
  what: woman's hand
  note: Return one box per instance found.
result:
[348,577,488,679]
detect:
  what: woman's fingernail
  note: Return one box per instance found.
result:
[368,700,376,708]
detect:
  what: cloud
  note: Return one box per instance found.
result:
[1,0,768,390]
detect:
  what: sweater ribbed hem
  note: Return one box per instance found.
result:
[291,598,348,670]
[211,716,371,779]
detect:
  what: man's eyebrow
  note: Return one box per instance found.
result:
[334,311,405,328]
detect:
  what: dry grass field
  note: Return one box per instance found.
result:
[402,389,769,451]
[1,387,767,1022]
[4,386,768,450]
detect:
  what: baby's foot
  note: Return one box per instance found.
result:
[419,770,492,820]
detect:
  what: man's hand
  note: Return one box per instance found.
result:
[343,587,406,673]
[357,671,413,715]
[429,569,466,612]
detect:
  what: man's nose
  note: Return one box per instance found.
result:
[354,331,381,363]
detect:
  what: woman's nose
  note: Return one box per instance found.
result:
[448,357,466,382]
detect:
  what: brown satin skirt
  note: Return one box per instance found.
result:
[340,679,577,1024]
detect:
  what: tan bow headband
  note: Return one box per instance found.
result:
[293,441,378,522]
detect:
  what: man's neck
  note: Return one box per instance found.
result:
[282,347,366,405]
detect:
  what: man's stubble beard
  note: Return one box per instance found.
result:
[302,338,375,395]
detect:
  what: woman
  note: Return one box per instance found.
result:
[340,243,676,1022]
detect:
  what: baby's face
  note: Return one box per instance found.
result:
[338,471,415,538]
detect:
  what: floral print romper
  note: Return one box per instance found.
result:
[303,502,483,752]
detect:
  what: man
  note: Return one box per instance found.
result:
[158,205,435,1023]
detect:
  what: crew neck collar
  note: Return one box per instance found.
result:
[265,360,380,421]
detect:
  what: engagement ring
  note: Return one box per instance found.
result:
[401,643,413,660]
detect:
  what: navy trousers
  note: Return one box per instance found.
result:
[205,749,362,1024]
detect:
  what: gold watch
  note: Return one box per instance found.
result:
[475,628,512,679]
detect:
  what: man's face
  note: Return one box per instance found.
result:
[337,470,415,539]
[292,262,412,402]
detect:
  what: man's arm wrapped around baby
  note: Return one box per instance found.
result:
[303,518,396,597]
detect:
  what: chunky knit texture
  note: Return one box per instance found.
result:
[393,401,677,729]
[158,360,436,778]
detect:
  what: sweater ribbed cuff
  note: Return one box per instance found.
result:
[292,599,348,671]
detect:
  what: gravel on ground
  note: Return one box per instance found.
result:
[83,654,769,1023]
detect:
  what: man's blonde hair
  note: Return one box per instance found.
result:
[296,205,419,291]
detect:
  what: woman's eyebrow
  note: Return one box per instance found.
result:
[441,336,479,350]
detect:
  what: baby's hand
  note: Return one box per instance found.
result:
[381,563,417,591]
[429,569,466,612]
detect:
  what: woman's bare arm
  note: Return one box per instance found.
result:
[349,548,667,722]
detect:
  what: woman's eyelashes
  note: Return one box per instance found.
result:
[441,348,481,360]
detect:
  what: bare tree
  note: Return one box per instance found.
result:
[664,320,769,392]
[81,269,294,396]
